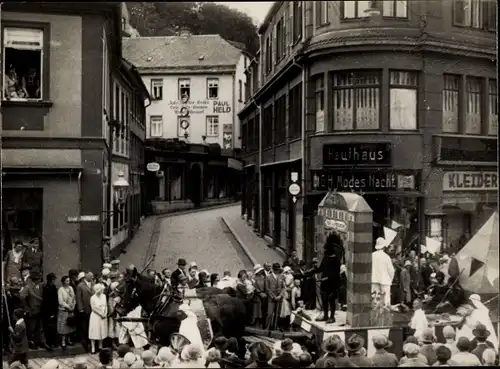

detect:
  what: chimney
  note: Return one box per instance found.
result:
[179,27,192,37]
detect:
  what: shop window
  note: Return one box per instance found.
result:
[315,75,325,133]
[332,70,380,130]
[315,1,329,26]
[3,27,43,101]
[274,95,287,145]
[465,76,483,135]
[149,115,163,137]
[289,83,302,139]
[207,78,219,99]
[442,75,460,133]
[382,0,408,18]
[262,105,273,149]
[178,78,190,101]
[151,79,163,100]
[389,71,418,130]
[342,1,370,19]
[488,79,497,136]
[206,116,219,137]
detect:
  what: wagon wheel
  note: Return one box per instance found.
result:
[170,333,191,355]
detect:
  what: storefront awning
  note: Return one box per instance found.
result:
[260,158,301,168]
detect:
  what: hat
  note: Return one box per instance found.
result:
[346,334,365,352]
[189,261,198,268]
[141,350,155,363]
[421,328,435,344]
[102,268,110,276]
[111,259,120,265]
[372,334,392,349]
[281,338,294,352]
[375,237,389,250]
[109,271,119,279]
[404,260,412,266]
[103,263,112,269]
[254,342,272,363]
[73,357,87,369]
[272,262,281,271]
[102,236,111,241]
[442,325,456,338]
[322,336,339,354]
[41,359,59,369]
[124,352,136,366]
[283,266,292,274]
[472,323,491,339]
[253,264,264,274]
[403,343,420,356]
[178,258,187,266]
[77,271,85,280]
[213,336,228,349]
[93,283,105,293]
[20,264,32,271]
[117,344,130,357]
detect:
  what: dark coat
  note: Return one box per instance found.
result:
[271,353,300,368]
[11,320,29,353]
[20,279,43,316]
[22,247,43,277]
[170,268,186,288]
[76,280,93,314]
[42,283,59,319]
[471,342,491,364]
[265,273,282,302]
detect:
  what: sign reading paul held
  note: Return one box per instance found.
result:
[443,171,498,191]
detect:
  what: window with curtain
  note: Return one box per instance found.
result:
[315,75,325,132]
[343,0,370,19]
[453,0,495,30]
[442,75,460,133]
[332,70,380,130]
[465,76,483,135]
[489,79,497,136]
[382,0,408,18]
[389,71,418,130]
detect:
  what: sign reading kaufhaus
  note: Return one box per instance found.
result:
[313,170,419,192]
[323,143,391,167]
[443,171,498,192]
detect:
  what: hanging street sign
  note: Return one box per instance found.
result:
[289,183,301,196]
[67,215,100,223]
[291,172,299,182]
[146,162,160,172]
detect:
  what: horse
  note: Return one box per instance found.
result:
[116,270,247,347]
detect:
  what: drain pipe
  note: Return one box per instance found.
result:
[77,170,83,269]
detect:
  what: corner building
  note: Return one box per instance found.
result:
[239,0,497,262]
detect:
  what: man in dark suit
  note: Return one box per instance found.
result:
[22,237,43,278]
[271,338,300,368]
[20,271,49,350]
[8,308,29,366]
[76,271,94,352]
[171,258,187,289]
[42,273,59,348]
[265,263,283,330]
[471,324,495,363]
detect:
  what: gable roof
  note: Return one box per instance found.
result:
[122,35,242,71]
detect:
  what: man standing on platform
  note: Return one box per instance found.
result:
[371,237,394,307]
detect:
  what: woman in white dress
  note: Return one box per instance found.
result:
[89,283,108,354]
[178,302,205,354]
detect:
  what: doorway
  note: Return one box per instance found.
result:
[188,163,202,207]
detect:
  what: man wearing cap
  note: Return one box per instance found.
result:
[22,237,43,280]
[110,259,120,273]
[265,262,283,329]
[253,264,267,327]
[347,334,373,367]
[102,237,111,264]
[171,258,187,289]
[372,237,395,307]
[76,272,94,352]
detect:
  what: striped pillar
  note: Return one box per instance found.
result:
[346,209,374,328]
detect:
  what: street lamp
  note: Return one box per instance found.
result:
[113,171,130,209]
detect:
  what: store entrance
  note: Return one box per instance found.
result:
[363,194,388,245]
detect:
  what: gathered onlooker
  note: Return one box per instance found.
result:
[399,336,427,366]
[188,264,200,289]
[89,283,108,354]
[156,346,176,367]
[4,241,25,282]
[57,275,76,349]
[113,344,131,368]
[346,334,373,367]
[8,308,29,367]
[271,338,300,368]
[245,342,273,368]
[161,268,171,287]
[98,348,113,369]
[141,350,155,367]
[42,273,59,349]
[482,348,497,366]
[107,281,121,348]
[298,352,314,368]
[419,328,438,365]
[399,343,429,367]
[433,345,452,366]
[178,344,205,368]
[370,334,398,367]
[123,352,137,367]
[471,324,494,363]
[197,270,211,288]
[441,325,458,356]
[206,347,222,368]
[210,273,220,287]
[76,271,94,352]
[315,335,356,367]
[22,237,43,280]
[217,271,236,290]
[20,271,49,350]
[449,337,482,366]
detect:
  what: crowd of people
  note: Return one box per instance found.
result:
[3,233,499,368]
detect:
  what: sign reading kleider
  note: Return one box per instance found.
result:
[443,171,498,191]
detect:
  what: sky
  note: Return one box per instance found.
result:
[217,2,274,26]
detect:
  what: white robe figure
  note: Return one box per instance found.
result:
[371,239,395,307]
[119,305,148,349]
[410,308,429,342]
[457,295,498,351]
[178,302,205,355]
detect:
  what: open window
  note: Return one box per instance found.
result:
[3,27,43,101]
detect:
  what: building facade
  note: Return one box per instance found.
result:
[239,0,497,262]
[1,2,149,277]
[123,30,248,214]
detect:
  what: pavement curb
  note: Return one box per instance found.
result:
[142,201,241,268]
[220,216,259,266]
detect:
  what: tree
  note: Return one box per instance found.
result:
[127,2,259,56]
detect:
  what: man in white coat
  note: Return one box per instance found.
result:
[371,237,395,307]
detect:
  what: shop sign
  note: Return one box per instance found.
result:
[213,101,232,114]
[313,170,418,192]
[169,100,209,114]
[325,219,347,232]
[323,143,391,167]
[442,171,498,192]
